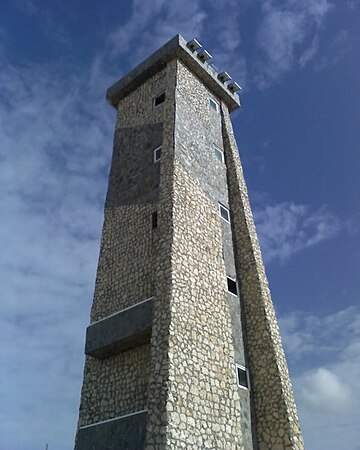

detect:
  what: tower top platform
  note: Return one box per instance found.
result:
[106,34,241,112]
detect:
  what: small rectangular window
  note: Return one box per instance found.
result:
[209,97,219,112]
[214,146,224,163]
[236,365,249,390]
[154,92,165,107]
[153,146,162,163]
[219,203,230,223]
[227,277,238,296]
[152,212,158,229]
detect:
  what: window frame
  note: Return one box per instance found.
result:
[214,145,224,163]
[227,276,238,296]
[153,146,162,163]
[218,203,230,223]
[209,97,219,112]
[236,364,250,390]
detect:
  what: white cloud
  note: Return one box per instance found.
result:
[0,4,352,449]
[316,29,351,71]
[280,306,360,450]
[299,35,319,67]
[0,10,242,448]
[107,0,247,86]
[200,0,247,86]
[278,314,315,356]
[254,201,341,262]
[0,45,114,449]
[255,0,333,87]
[300,367,351,411]
[347,0,360,9]
[107,0,207,66]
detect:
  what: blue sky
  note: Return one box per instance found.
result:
[0,0,359,449]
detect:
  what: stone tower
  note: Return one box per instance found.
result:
[74,35,304,450]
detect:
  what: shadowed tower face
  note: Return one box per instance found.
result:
[74,35,304,450]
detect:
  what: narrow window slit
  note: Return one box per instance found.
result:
[152,212,158,229]
[154,92,165,107]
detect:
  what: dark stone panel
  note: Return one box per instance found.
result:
[175,94,228,205]
[237,388,254,450]
[221,220,236,280]
[106,123,163,207]
[228,294,246,365]
[76,411,147,450]
[85,300,153,359]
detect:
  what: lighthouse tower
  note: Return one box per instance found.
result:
[74,35,304,450]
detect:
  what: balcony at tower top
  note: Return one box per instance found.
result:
[106,34,241,112]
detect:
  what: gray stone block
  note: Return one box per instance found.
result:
[85,299,153,359]
[106,123,163,207]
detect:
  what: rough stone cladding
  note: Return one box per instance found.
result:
[78,344,150,427]
[163,162,245,448]
[90,206,155,321]
[142,62,178,449]
[90,70,169,322]
[162,59,253,449]
[76,63,177,441]
[221,105,304,450]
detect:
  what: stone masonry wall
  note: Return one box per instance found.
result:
[78,344,150,427]
[76,63,177,441]
[144,58,252,449]
[170,60,253,448]
[221,104,304,450]
[90,205,155,322]
[143,61,178,448]
[164,160,244,448]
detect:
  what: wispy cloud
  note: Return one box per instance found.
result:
[107,0,207,66]
[200,0,247,85]
[0,3,355,449]
[299,35,319,67]
[346,0,360,10]
[0,45,114,449]
[255,0,333,88]
[316,29,351,71]
[300,367,352,411]
[280,306,360,450]
[107,0,247,86]
[254,201,341,262]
